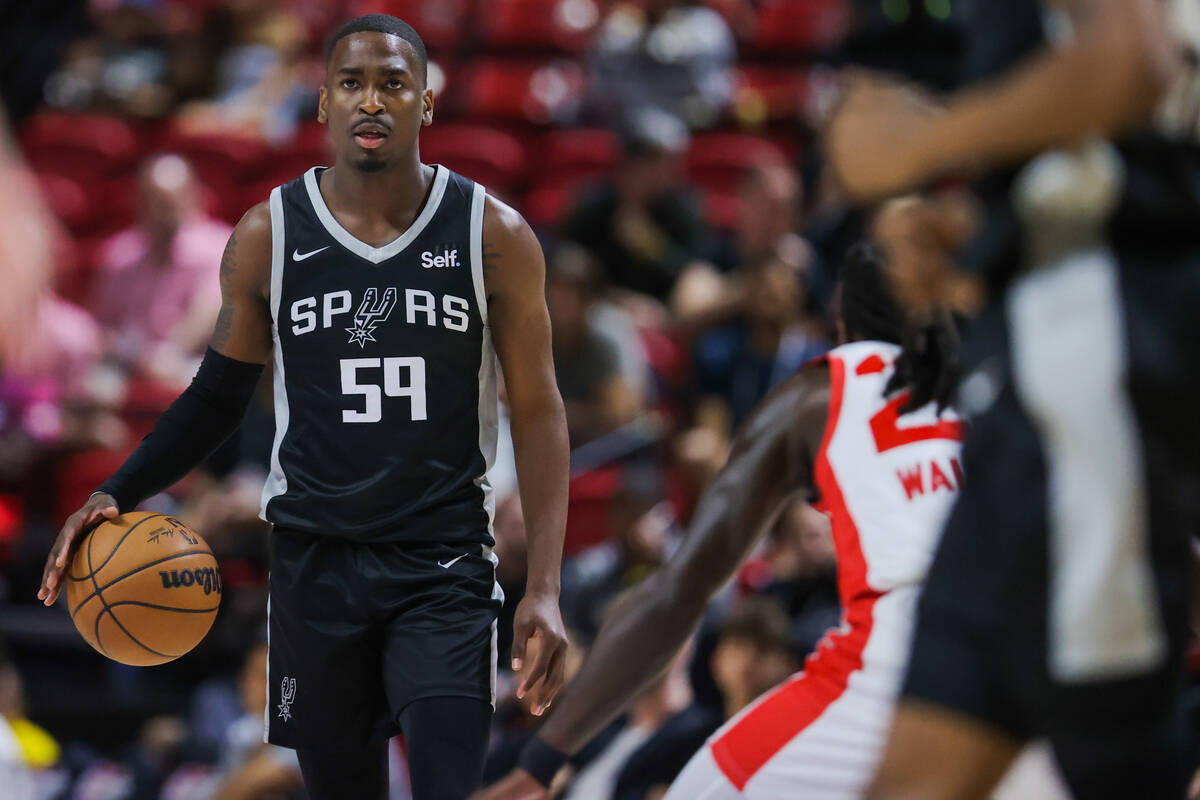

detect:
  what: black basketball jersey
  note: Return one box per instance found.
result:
[259,165,499,544]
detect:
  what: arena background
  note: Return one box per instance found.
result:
[3,1,1179,799]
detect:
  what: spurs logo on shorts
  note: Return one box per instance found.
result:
[278,677,297,721]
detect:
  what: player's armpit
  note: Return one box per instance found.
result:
[211,202,274,364]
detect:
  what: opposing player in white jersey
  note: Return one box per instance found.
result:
[472,242,967,800]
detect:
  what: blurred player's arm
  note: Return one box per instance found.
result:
[484,195,571,715]
[827,0,1183,200]
[38,204,273,606]
[471,365,829,800]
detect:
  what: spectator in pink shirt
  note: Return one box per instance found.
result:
[90,154,229,386]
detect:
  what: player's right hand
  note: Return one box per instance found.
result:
[38,493,119,607]
[468,769,550,800]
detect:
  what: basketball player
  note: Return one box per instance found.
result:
[824,0,1200,797]
[38,15,571,800]
[473,242,966,800]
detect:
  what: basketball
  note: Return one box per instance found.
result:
[65,512,221,667]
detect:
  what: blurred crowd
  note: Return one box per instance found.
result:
[0,0,968,798]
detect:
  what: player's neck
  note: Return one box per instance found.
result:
[325,156,434,226]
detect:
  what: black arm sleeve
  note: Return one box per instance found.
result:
[97,348,265,511]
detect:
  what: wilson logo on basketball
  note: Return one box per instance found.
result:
[146,518,200,546]
[158,567,223,595]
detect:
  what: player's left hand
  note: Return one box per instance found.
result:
[511,591,568,716]
[469,768,550,800]
[824,73,944,202]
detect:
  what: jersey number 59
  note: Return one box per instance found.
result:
[340,357,426,423]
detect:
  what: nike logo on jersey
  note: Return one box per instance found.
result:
[421,249,460,269]
[293,246,330,261]
[438,554,469,569]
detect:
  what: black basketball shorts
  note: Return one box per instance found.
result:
[902,249,1200,798]
[265,526,503,750]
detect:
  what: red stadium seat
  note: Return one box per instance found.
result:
[733,66,811,123]
[701,189,740,232]
[34,173,91,231]
[158,130,266,183]
[55,449,131,525]
[477,0,600,53]
[539,128,618,184]
[564,464,623,555]
[687,133,788,195]
[291,121,334,153]
[155,130,265,222]
[458,60,586,124]
[421,124,528,193]
[240,177,285,219]
[522,178,583,228]
[0,494,25,563]
[351,0,472,51]
[19,112,139,180]
[254,143,334,191]
[90,175,138,235]
[752,0,848,53]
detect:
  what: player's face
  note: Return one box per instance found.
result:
[319,32,433,173]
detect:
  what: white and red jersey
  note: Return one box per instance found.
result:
[816,340,965,598]
[697,341,965,799]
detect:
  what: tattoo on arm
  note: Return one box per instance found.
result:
[482,242,501,273]
[211,229,238,350]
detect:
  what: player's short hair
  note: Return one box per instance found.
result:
[327,14,428,85]
[839,241,961,412]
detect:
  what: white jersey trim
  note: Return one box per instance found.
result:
[484,545,504,708]
[473,182,501,706]
[260,186,290,519]
[302,164,448,264]
[473,179,499,576]
[469,181,488,326]
[475,327,499,536]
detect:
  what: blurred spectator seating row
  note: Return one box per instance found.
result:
[23,110,793,301]
[353,0,846,56]
[23,112,796,208]
[21,56,808,183]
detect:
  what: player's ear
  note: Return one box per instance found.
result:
[422,88,434,127]
[317,86,329,124]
